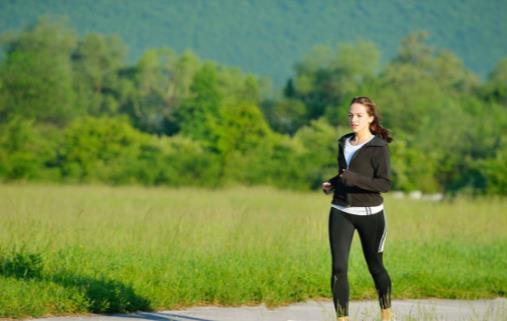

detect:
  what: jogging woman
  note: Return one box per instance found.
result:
[322,96,393,321]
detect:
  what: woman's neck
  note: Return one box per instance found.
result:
[353,130,373,144]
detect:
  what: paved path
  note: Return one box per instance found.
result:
[36,298,507,321]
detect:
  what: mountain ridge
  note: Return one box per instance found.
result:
[1,0,506,85]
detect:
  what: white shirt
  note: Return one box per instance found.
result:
[331,202,384,215]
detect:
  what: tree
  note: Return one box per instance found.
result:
[0,17,76,126]
[121,49,201,134]
[72,33,128,116]
[214,101,275,183]
[56,116,151,182]
[174,62,222,148]
[261,98,307,135]
[217,101,273,155]
[482,58,507,106]
[216,66,260,105]
[284,41,380,126]
[0,117,60,180]
[293,118,345,189]
[479,136,507,195]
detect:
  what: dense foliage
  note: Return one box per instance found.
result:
[1,0,506,85]
[1,19,506,194]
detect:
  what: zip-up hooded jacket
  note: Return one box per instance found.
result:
[327,132,391,207]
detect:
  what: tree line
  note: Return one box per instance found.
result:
[1,18,506,195]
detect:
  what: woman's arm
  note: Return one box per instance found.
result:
[340,146,391,192]
[327,174,339,188]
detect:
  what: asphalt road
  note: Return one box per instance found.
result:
[33,298,507,321]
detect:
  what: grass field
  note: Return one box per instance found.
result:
[0,183,506,318]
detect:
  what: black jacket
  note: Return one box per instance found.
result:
[328,133,391,207]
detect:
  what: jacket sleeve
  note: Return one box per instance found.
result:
[327,174,339,188]
[340,145,391,192]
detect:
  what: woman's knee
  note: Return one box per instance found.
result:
[332,262,348,278]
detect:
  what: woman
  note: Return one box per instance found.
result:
[322,96,393,321]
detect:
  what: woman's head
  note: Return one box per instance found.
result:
[348,96,392,143]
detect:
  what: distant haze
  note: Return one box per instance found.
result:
[1,0,506,86]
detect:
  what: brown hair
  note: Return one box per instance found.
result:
[350,96,392,143]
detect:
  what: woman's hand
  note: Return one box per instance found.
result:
[322,182,333,194]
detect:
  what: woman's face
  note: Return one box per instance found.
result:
[348,103,374,134]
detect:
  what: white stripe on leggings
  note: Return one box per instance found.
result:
[378,209,388,253]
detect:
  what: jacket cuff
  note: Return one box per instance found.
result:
[328,175,339,187]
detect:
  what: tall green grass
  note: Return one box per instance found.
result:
[1,183,506,318]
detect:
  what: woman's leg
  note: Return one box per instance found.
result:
[355,210,392,318]
[329,208,355,318]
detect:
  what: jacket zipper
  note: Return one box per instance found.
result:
[342,141,371,205]
[347,145,368,169]
[345,141,370,169]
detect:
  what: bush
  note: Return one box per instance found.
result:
[55,116,222,186]
[0,118,61,181]
[0,249,43,279]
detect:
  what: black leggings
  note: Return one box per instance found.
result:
[328,207,392,317]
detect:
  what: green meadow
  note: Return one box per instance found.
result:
[0,184,506,318]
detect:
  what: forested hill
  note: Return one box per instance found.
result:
[1,0,506,85]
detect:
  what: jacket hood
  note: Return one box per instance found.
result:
[338,132,387,147]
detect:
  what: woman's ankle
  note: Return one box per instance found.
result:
[381,307,393,320]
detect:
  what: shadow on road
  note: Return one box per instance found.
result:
[115,312,217,321]
[50,272,152,313]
